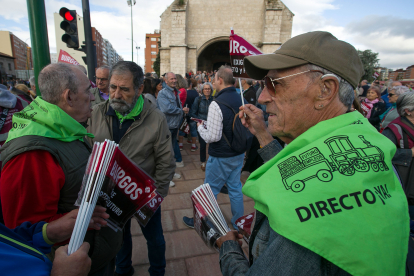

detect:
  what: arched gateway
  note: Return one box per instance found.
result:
[159,0,294,75]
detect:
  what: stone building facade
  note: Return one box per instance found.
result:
[159,0,293,75]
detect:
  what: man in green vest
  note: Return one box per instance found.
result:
[0,63,123,275]
[87,61,175,276]
[216,31,409,276]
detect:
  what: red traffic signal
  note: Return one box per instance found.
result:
[59,7,76,22]
[59,7,79,49]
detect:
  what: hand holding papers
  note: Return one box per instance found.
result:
[69,140,163,255]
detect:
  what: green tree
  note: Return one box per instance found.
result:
[357,49,380,83]
[153,36,161,77]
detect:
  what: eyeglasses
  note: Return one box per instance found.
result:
[96,77,108,81]
[262,70,323,93]
[388,93,395,97]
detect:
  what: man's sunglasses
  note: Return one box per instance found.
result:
[262,70,323,93]
[388,93,395,97]
[96,77,108,81]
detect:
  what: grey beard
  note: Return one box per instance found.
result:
[110,94,138,114]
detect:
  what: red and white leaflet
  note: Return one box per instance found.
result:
[134,190,164,227]
[58,49,80,65]
[235,212,256,244]
[229,28,263,78]
[99,147,158,231]
[190,117,207,129]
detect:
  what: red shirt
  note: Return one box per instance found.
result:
[0,150,66,228]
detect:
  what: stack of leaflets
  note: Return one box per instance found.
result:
[191,184,231,250]
[69,140,163,255]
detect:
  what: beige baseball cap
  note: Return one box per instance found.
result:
[244,31,364,88]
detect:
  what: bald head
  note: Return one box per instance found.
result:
[165,72,177,88]
[39,63,82,104]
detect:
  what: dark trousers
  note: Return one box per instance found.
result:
[198,131,207,162]
[169,128,182,162]
[115,208,166,276]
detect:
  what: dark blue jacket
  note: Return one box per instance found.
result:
[0,221,53,275]
[190,95,213,121]
[208,86,245,158]
[185,89,199,110]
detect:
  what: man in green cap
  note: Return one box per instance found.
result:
[216,31,409,275]
[0,63,123,275]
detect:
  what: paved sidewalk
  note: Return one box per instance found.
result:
[131,142,253,275]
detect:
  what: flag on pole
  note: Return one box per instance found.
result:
[229,28,263,78]
[58,49,80,65]
[372,71,380,80]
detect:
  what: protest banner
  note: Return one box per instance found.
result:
[229,28,263,79]
[58,49,80,65]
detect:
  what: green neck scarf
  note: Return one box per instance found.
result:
[114,95,144,124]
[243,112,408,276]
[6,97,94,143]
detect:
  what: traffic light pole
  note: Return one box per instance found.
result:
[82,0,96,82]
[26,0,50,96]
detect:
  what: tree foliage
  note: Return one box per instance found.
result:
[357,49,380,82]
[153,36,161,77]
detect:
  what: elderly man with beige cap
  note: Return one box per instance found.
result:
[215,31,409,276]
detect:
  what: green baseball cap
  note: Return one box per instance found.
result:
[244,31,364,88]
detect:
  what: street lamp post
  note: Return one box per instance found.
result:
[136,46,140,66]
[127,38,139,66]
[127,0,136,62]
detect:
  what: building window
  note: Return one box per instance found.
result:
[151,58,156,61]
[151,45,156,48]
[8,63,12,71]
[151,38,156,41]
[151,51,157,55]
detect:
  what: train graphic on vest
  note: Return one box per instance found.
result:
[277,135,388,192]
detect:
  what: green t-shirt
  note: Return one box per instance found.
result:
[243,112,408,276]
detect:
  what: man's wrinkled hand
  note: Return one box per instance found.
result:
[216,230,243,249]
[239,104,274,147]
[46,206,109,243]
[51,243,91,276]
[239,104,267,136]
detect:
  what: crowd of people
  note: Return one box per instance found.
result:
[0,30,413,276]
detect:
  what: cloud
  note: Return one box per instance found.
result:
[284,0,414,70]
[2,0,412,70]
[348,16,414,39]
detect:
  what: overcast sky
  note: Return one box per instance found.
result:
[0,0,413,70]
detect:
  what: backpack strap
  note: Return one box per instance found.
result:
[390,123,406,149]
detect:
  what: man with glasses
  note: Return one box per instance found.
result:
[91,65,110,106]
[215,31,408,276]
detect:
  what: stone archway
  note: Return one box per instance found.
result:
[197,37,230,72]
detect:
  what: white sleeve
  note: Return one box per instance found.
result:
[197,101,223,144]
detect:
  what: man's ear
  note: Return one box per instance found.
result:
[61,88,74,107]
[314,77,340,110]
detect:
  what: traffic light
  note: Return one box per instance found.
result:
[59,8,79,49]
